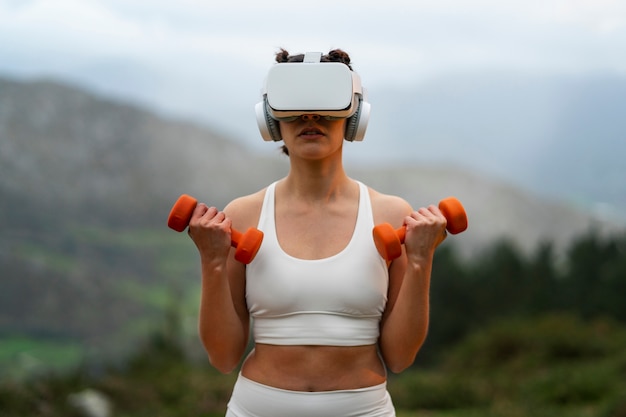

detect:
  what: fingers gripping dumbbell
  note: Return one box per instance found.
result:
[372,197,468,261]
[167,194,263,264]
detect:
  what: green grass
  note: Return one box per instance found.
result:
[11,242,78,274]
[0,337,85,381]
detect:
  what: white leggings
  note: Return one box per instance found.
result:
[225,374,396,417]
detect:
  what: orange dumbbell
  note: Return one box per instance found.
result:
[167,194,264,264]
[372,197,468,261]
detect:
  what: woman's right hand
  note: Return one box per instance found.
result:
[187,204,233,262]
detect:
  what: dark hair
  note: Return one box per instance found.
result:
[275,48,353,70]
[274,48,353,156]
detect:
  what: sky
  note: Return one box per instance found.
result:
[1,0,626,149]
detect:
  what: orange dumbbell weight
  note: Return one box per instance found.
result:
[372,196,468,261]
[167,194,264,264]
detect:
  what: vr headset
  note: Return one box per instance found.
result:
[255,52,371,142]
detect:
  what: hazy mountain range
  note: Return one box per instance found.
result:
[34,63,625,222]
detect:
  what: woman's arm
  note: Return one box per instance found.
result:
[374,193,447,373]
[188,193,262,374]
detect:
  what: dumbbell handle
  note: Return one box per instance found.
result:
[373,197,468,261]
[398,197,467,240]
[167,194,263,264]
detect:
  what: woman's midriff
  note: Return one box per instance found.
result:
[240,343,387,392]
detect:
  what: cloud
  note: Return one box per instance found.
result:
[536,0,626,33]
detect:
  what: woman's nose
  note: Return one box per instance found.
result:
[300,114,320,121]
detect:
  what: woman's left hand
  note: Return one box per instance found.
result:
[403,205,447,264]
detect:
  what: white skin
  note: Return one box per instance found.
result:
[187,113,447,391]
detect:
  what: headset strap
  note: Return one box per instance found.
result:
[303,52,322,63]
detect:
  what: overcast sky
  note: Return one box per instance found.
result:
[2,0,625,76]
[1,0,626,144]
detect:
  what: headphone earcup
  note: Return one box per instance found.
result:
[255,98,282,141]
[344,97,370,142]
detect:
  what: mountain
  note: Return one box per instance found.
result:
[360,72,626,220]
[0,77,290,224]
[0,76,623,373]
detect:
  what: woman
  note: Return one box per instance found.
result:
[188,48,447,417]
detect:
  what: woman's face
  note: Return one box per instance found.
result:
[279,114,347,159]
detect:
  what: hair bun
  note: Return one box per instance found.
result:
[326,49,351,67]
[275,48,291,63]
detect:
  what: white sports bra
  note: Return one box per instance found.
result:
[246,180,389,346]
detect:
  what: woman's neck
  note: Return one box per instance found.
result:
[281,159,355,204]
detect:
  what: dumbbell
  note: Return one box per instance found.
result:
[372,197,468,261]
[167,194,264,264]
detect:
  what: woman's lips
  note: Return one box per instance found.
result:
[298,127,324,137]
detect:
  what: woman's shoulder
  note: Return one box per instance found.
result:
[223,186,270,231]
[365,184,413,228]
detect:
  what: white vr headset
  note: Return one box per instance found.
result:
[255,52,371,142]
